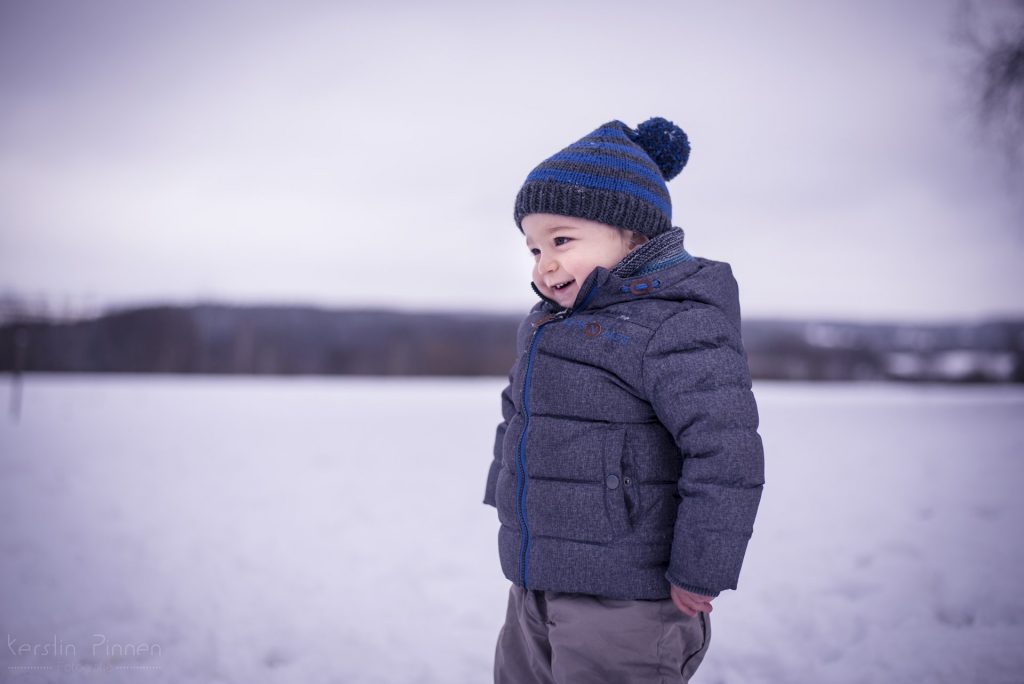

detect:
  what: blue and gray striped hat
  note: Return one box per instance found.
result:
[514,117,690,238]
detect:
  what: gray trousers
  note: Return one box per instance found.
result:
[494,584,711,683]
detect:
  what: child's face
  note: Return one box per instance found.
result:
[522,213,642,309]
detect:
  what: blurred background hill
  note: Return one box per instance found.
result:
[2,296,1021,382]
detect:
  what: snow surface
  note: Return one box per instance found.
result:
[1,375,1023,683]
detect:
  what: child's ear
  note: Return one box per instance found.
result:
[628,231,648,249]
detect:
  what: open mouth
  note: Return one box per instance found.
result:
[551,279,575,291]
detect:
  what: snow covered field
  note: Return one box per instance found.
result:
[1,375,1022,684]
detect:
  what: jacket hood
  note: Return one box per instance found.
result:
[530,227,742,329]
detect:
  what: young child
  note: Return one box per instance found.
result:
[482,117,765,683]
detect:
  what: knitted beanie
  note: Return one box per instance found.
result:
[514,117,690,238]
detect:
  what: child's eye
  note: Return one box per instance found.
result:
[553,236,572,246]
[529,247,540,256]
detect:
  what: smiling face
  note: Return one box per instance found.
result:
[522,213,646,309]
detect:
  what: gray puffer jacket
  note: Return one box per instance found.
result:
[483,228,765,600]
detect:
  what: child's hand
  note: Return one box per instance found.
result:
[669,584,714,617]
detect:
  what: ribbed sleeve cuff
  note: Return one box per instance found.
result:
[666,572,721,598]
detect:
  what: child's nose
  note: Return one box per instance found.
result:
[539,253,558,272]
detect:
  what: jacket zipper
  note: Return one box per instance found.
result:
[515,283,599,588]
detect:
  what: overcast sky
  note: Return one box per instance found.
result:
[1,0,1021,322]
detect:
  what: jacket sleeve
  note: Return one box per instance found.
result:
[483,374,515,507]
[642,304,765,596]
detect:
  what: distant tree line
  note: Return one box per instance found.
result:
[742,318,1024,383]
[0,304,1022,383]
[0,305,519,376]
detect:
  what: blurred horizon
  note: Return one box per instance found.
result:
[4,287,1024,327]
[2,299,1022,383]
[2,0,1023,322]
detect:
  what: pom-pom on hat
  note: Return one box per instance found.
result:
[514,117,690,238]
